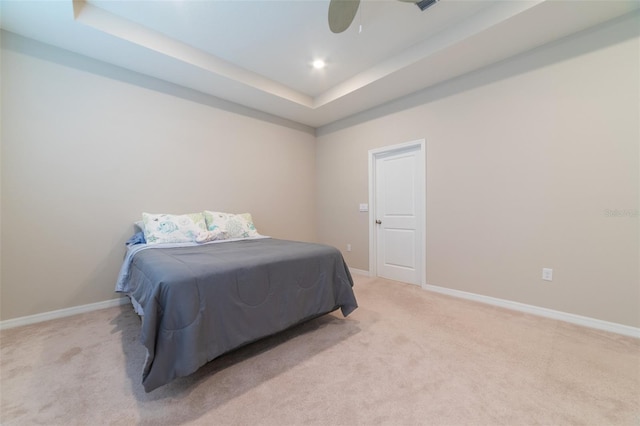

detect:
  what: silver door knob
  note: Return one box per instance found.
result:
[375,220,382,225]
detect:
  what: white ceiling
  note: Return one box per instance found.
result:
[1,0,638,128]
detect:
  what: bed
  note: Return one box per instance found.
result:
[115,234,358,392]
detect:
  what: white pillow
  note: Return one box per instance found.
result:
[142,212,207,245]
[203,211,260,239]
[195,229,229,243]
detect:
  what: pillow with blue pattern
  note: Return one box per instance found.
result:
[203,211,260,239]
[142,212,207,245]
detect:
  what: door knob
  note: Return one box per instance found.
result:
[375,220,382,225]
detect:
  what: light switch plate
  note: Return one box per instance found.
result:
[359,203,369,212]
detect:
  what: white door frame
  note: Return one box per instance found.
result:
[368,139,426,287]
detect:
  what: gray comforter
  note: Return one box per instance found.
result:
[122,238,358,392]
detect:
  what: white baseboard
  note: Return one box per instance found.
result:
[4,283,636,339]
[349,268,370,277]
[0,297,130,330]
[422,283,640,339]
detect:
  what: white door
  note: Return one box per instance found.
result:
[370,141,425,286]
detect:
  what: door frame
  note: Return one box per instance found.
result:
[368,139,426,286]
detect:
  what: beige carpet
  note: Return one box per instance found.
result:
[1,275,639,425]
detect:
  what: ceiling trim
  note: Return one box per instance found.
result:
[72,0,314,108]
[3,0,637,128]
[72,0,543,112]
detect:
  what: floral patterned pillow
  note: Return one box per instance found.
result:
[142,212,207,245]
[195,229,229,243]
[203,211,260,239]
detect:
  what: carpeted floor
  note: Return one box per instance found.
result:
[1,275,639,425]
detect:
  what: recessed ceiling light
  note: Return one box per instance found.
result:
[312,59,326,70]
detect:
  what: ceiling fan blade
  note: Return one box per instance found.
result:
[328,0,360,34]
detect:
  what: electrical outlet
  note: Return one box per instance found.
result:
[542,268,553,281]
[347,244,352,252]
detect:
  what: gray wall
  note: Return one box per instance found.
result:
[1,33,317,320]
[316,14,639,327]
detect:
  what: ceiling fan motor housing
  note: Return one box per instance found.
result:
[416,0,439,12]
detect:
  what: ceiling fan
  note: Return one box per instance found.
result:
[328,0,439,33]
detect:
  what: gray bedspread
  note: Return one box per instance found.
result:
[123,238,358,392]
